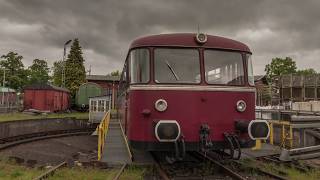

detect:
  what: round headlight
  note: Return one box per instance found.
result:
[236,100,246,112]
[155,99,168,112]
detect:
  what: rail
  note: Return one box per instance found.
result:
[119,120,133,160]
[112,163,127,180]
[97,110,111,161]
[196,152,246,180]
[34,161,66,180]
[0,128,95,151]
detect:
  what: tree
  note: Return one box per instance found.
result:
[265,57,297,81]
[28,59,50,84]
[296,68,317,76]
[52,60,63,86]
[109,70,120,76]
[64,38,86,98]
[0,52,28,91]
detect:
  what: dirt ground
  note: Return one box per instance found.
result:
[0,135,98,167]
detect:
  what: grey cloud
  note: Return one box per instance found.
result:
[0,0,319,75]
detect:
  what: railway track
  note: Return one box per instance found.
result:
[256,155,314,174]
[196,152,291,180]
[151,151,295,180]
[33,161,67,180]
[0,128,95,151]
[112,163,127,180]
[151,151,247,180]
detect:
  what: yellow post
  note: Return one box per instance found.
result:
[252,140,262,150]
[281,124,285,147]
[98,126,102,160]
[289,125,293,148]
[269,122,274,145]
[112,82,115,110]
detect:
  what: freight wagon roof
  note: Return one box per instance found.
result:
[130,33,251,53]
[86,75,120,82]
[24,84,70,93]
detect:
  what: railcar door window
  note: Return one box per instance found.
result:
[247,54,254,86]
[130,49,150,83]
[154,48,200,84]
[204,50,244,85]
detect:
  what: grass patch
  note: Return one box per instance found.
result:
[119,165,147,180]
[239,158,320,180]
[47,167,118,180]
[0,156,43,180]
[48,165,147,180]
[0,112,88,122]
[0,156,147,180]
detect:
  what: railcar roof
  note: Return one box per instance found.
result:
[130,33,251,53]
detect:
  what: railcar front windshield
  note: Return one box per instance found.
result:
[154,48,200,84]
[204,50,245,85]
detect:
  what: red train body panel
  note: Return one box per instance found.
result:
[127,89,255,142]
[24,84,70,112]
[117,33,270,157]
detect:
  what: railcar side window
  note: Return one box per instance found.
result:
[204,50,244,85]
[154,48,200,84]
[130,49,150,83]
[247,54,254,86]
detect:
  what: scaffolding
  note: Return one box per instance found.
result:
[272,74,320,106]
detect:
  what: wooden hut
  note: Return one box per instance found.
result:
[23,84,70,112]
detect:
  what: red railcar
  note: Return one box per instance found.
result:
[24,84,70,112]
[117,33,269,160]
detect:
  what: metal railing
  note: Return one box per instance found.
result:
[268,120,293,149]
[254,109,294,150]
[97,110,111,161]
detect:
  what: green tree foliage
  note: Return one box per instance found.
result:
[110,70,120,76]
[0,52,28,91]
[52,60,63,86]
[28,59,50,84]
[296,68,317,76]
[65,38,86,98]
[265,57,297,81]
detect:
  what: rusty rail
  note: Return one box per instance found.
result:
[34,161,66,180]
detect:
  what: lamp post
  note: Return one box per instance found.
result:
[61,39,72,87]
[1,69,8,105]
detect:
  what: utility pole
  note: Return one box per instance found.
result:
[2,69,6,105]
[86,65,92,75]
[61,40,72,87]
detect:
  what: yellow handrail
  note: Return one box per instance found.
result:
[252,120,293,150]
[268,120,293,149]
[98,111,111,161]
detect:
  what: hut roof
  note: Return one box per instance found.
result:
[24,84,70,93]
[86,75,120,82]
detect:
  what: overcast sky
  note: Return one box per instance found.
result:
[0,0,319,75]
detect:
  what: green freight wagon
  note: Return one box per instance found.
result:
[75,82,103,110]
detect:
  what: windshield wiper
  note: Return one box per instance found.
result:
[165,60,180,81]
